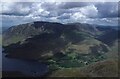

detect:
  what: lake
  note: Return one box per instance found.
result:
[1,47,49,77]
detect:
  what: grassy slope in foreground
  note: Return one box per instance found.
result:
[49,59,118,77]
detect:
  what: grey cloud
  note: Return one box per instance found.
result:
[1,2,33,16]
[118,2,120,17]
[2,12,28,16]
[57,13,71,19]
[41,2,59,11]
[1,2,119,27]
[95,2,118,18]
[58,2,90,9]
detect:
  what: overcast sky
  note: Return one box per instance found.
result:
[0,1,119,27]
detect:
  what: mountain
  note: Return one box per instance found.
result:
[97,29,120,46]
[3,21,99,46]
[2,21,119,77]
[3,21,119,46]
[3,21,109,59]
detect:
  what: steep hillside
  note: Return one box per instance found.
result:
[97,29,120,46]
[49,59,118,77]
[3,21,109,60]
[3,21,99,46]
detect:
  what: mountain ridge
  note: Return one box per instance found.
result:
[2,21,119,77]
[3,21,100,46]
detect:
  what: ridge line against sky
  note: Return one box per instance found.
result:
[0,0,119,27]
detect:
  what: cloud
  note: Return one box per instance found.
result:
[80,4,98,18]
[95,2,118,18]
[57,13,71,19]
[1,2,119,27]
[71,12,86,20]
[1,2,32,16]
[85,18,118,26]
[58,2,90,9]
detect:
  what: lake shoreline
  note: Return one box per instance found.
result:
[2,51,49,77]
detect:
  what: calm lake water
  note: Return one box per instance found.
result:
[1,48,49,77]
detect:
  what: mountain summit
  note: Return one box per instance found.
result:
[3,21,99,46]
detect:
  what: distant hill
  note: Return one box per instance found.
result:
[97,29,120,46]
[2,27,9,32]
